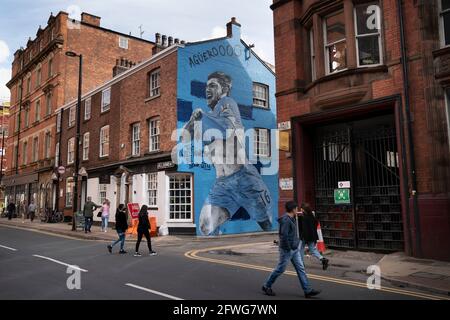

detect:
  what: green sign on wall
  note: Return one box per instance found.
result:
[334,188,351,204]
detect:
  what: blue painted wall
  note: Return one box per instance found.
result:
[176,23,278,235]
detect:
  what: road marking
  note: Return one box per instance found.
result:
[185,242,449,301]
[125,283,184,300]
[0,244,17,251]
[32,255,88,273]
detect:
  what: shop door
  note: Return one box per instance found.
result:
[313,115,404,251]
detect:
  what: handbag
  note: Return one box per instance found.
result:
[97,210,102,218]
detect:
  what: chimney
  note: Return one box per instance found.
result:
[180,40,186,45]
[168,36,173,46]
[113,57,135,77]
[226,17,241,39]
[162,35,167,47]
[155,33,161,45]
[174,38,180,44]
[81,12,101,27]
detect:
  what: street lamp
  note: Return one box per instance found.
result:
[65,51,83,231]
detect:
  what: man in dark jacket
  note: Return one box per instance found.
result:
[7,201,16,220]
[262,201,321,298]
[82,197,101,233]
[107,204,128,254]
[298,203,329,270]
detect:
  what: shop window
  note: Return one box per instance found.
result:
[147,173,158,207]
[169,175,192,221]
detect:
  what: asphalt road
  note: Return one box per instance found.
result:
[0,226,441,300]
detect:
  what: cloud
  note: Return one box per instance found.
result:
[0,68,12,101]
[0,40,10,64]
[211,26,226,38]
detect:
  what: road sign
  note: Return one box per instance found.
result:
[334,188,351,204]
[338,181,351,188]
[127,203,140,219]
[58,166,65,175]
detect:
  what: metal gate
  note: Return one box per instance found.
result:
[313,115,404,251]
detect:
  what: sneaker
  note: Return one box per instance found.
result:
[149,251,157,256]
[119,250,127,254]
[107,245,112,254]
[321,258,329,271]
[262,285,276,296]
[134,252,142,257]
[305,289,321,298]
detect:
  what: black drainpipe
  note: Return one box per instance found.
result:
[397,0,422,257]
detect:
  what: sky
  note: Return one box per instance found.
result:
[0,0,275,102]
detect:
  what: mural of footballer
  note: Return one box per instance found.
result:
[182,71,273,235]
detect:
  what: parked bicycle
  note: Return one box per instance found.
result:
[40,208,63,223]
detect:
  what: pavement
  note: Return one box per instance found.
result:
[1,217,449,298]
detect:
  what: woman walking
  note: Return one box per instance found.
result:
[101,199,110,232]
[107,204,128,254]
[298,203,329,270]
[134,205,156,257]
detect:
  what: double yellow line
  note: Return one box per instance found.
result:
[185,242,448,300]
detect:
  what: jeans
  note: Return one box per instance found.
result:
[101,216,109,231]
[111,229,126,251]
[300,241,323,262]
[84,217,93,232]
[135,228,153,253]
[264,248,312,294]
[29,211,35,222]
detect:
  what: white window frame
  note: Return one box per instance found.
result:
[83,132,90,161]
[32,136,39,162]
[252,83,269,109]
[44,132,51,159]
[99,184,108,204]
[149,117,160,152]
[101,88,111,112]
[323,10,348,75]
[132,123,140,156]
[66,178,74,207]
[149,69,160,97]
[439,0,450,47]
[147,173,158,208]
[254,128,270,158]
[119,36,129,49]
[354,2,383,68]
[84,98,91,120]
[168,174,193,222]
[67,137,75,165]
[68,106,76,127]
[100,125,110,157]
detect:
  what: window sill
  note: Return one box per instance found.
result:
[100,109,110,114]
[99,156,109,160]
[252,105,270,110]
[145,94,161,103]
[83,118,91,123]
[144,150,162,156]
[433,45,450,58]
[68,124,75,129]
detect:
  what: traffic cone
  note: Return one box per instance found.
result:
[316,222,326,253]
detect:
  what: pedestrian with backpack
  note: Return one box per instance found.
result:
[298,203,329,270]
[134,205,156,257]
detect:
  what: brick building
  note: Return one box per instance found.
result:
[4,11,154,215]
[57,18,278,235]
[0,102,10,208]
[271,0,450,260]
